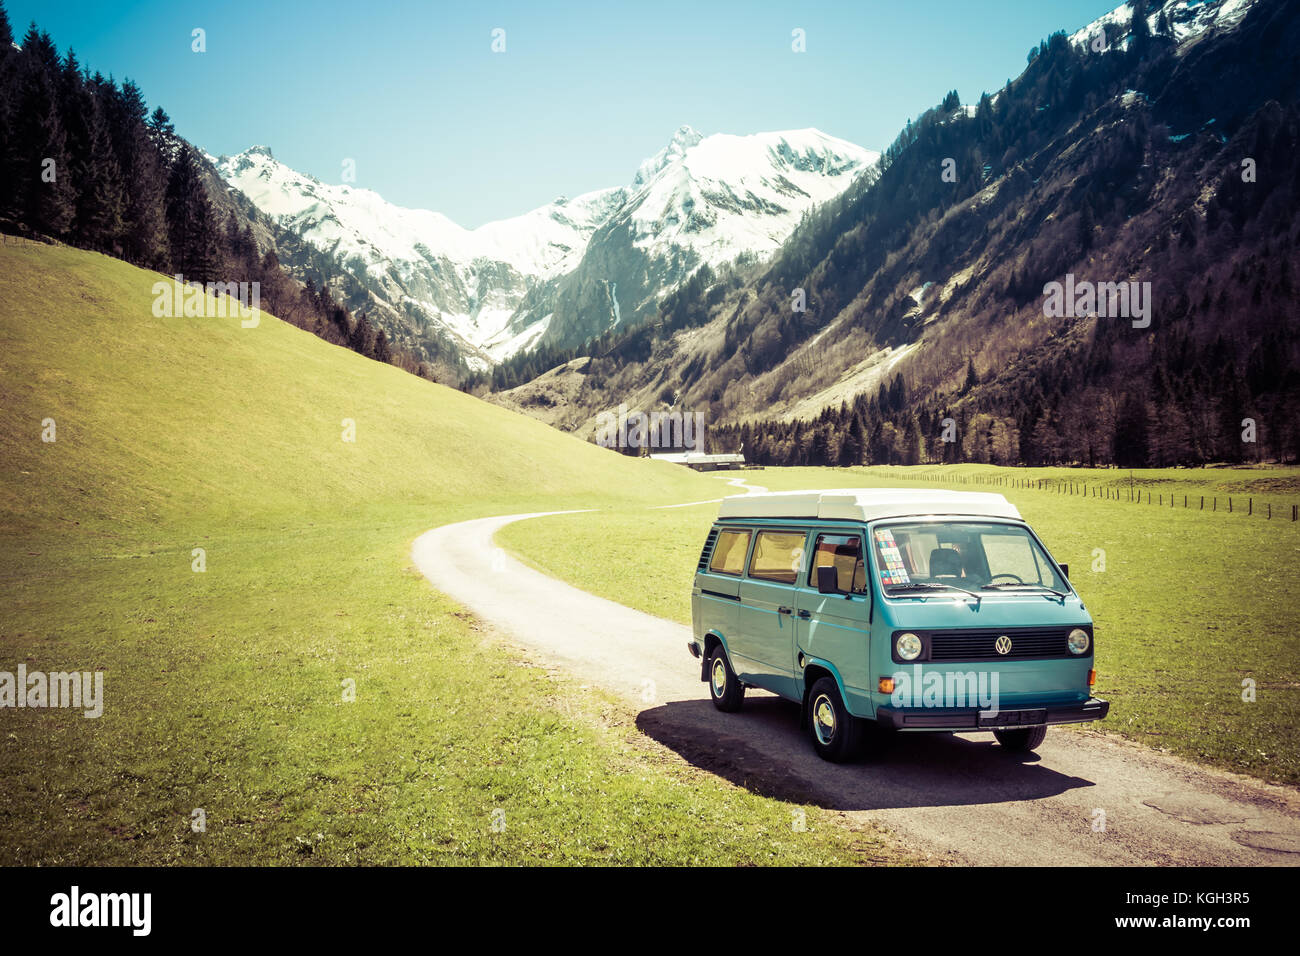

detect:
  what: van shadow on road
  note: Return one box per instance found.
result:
[636,695,1096,812]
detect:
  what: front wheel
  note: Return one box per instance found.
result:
[807,677,864,762]
[707,645,744,712]
[994,725,1048,752]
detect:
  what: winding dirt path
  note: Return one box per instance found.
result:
[411,477,1300,865]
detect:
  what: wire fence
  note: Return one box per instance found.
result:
[0,233,61,247]
[869,469,1299,521]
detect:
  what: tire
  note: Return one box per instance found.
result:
[707,645,744,712]
[994,725,1048,752]
[806,677,864,762]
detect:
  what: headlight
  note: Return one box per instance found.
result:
[896,632,923,661]
[1068,628,1091,655]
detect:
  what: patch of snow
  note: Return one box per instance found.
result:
[483,315,551,363]
[1070,0,1257,50]
[777,342,921,423]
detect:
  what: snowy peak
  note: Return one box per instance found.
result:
[621,128,878,263]
[526,127,879,351]
[1070,0,1257,49]
[217,124,871,276]
[213,145,585,274]
[633,125,706,186]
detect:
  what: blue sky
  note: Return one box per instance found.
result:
[10,0,1121,226]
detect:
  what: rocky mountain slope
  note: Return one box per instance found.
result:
[494,0,1300,467]
[213,128,876,368]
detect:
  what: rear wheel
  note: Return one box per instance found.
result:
[707,645,744,712]
[807,677,864,762]
[994,725,1048,752]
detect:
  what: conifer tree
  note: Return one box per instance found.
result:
[374,328,392,364]
[1112,392,1150,467]
[839,414,864,466]
[147,106,177,161]
[0,2,16,218]
[14,34,75,236]
[164,145,220,282]
[60,55,125,250]
[0,4,11,63]
[349,313,374,356]
[110,79,169,267]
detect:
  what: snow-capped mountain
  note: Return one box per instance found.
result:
[1069,0,1256,49]
[214,127,877,366]
[531,127,878,350]
[215,145,627,364]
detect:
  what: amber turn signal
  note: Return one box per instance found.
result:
[878,677,895,694]
[1088,669,1096,688]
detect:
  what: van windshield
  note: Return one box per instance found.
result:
[871,521,1067,594]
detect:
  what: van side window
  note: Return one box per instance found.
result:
[809,534,867,594]
[708,529,751,575]
[748,531,807,584]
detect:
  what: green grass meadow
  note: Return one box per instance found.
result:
[0,244,908,865]
[499,464,1300,785]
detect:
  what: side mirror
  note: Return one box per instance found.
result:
[1059,563,1069,580]
[816,565,841,595]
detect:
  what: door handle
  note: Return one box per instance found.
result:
[778,606,793,615]
[797,609,811,619]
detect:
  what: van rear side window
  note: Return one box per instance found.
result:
[708,529,751,575]
[749,531,806,584]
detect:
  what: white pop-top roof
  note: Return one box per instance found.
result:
[716,488,1022,523]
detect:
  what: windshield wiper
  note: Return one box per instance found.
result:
[980,583,1068,599]
[886,582,982,603]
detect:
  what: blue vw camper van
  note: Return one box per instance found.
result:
[687,489,1108,761]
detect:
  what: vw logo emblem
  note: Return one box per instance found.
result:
[995,635,1013,655]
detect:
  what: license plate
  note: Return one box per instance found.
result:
[978,708,1046,728]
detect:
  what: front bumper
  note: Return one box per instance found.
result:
[688,640,708,681]
[874,696,1109,732]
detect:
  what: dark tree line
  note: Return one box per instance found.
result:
[0,3,441,379]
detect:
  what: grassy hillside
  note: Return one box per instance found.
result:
[0,245,709,535]
[499,464,1300,785]
[0,244,910,865]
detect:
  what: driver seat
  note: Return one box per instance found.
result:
[929,547,963,578]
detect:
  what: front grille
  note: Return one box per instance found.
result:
[697,529,719,571]
[927,627,1077,662]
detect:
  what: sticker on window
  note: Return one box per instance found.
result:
[874,530,910,585]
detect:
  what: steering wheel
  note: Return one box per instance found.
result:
[989,573,1025,584]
